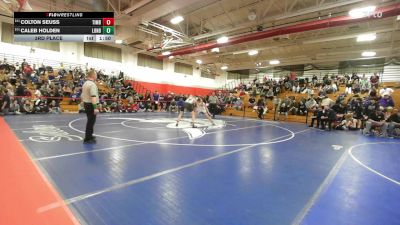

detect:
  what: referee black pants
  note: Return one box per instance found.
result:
[84,102,97,141]
[208,103,217,118]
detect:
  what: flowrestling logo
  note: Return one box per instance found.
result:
[23,125,83,142]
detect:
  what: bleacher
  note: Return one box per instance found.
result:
[222,81,400,124]
[1,53,399,117]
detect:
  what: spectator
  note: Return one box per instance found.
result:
[370,73,379,89]
[363,108,387,137]
[257,97,266,119]
[234,97,243,111]
[337,113,358,130]
[360,76,371,94]
[279,96,293,116]
[320,106,336,131]
[348,96,363,128]
[1,89,11,115]
[386,108,400,137]
[332,102,347,120]
[22,100,34,114]
[320,95,335,108]
[62,85,72,97]
[48,100,60,114]
[305,96,317,111]
[379,86,394,97]
[296,98,307,116]
[248,96,256,108]
[379,94,395,110]
[309,106,323,128]
[152,90,160,112]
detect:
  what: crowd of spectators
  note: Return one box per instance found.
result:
[228,72,398,137]
[0,58,228,116]
[1,58,398,138]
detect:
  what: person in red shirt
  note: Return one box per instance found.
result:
[23,64,33,77]
[128,102,139,113]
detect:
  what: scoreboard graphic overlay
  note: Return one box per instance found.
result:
[14,12,114,42]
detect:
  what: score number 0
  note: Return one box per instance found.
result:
[103,18,114,26]
[102,18,115,35]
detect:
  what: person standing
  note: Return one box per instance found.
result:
[208,92,218,119]
[196,97,216,125]
[257,97,265,120]
[1,90,11,116]
[81,70,99,144]
[176,95,197,128]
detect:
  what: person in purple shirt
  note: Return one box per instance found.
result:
[379,94,394,109]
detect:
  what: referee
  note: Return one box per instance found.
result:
[81,70,99,144]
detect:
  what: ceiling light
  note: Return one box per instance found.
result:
[196,59,202,64]
[170,16,184,24]
[248,50,259,56]
[168,56,174,59]
[221,65,228,70]
[217,36,229,44]
[211,47,220,53]
[361,51,376,57]
[115,39,123,44]
[357,33,376,42]
[349,6,376,19]
[269,60,280,65]
[162,51,171,56]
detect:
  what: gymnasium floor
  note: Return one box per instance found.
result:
[2,113,400,225]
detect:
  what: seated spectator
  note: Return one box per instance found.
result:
[9,100,22,115]
[379,94,394,111]
[266,88,274,100]
[248,96,256,108]
[279,96,293,116]
[48,100,60,114]
[309,106,323,128]
[128,102,139,113]
[320,95,335,108]
[379,86,394,97]
[337,113,358,130]
[332,102,347,120]
[34,99,49,113]
[363,108,387,137]
[234,97,243,111]
[301,85,314,95]
[347,96,363,128]
[320,106,336,131]
[22,100,34,114]
[62,85,72,97]
[305,96,317,111]
[332,82,338,93]
[33,86,42,100]
[292,84,300,93]
[345,78,352,94]
[169,99,177,112]
[296,98,307,116]
[360,76,371,94]
[23,64,33,77]
[70,89,81,104]
[1,89,11,115]
[352,80,361,94]
[386,108,400,137]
